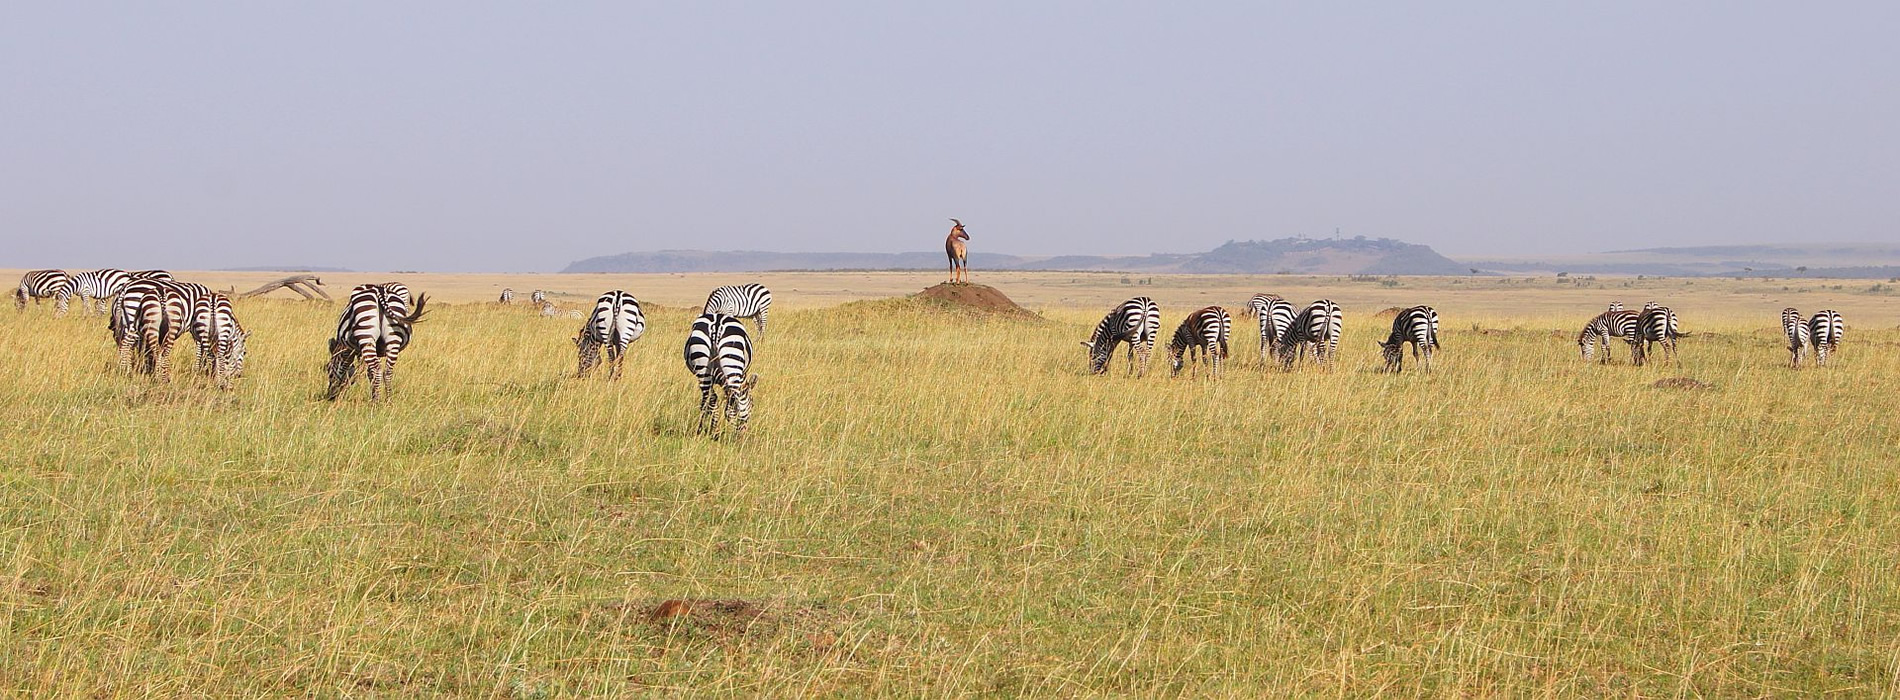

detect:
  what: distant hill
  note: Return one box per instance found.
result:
[1467,243,1900,278]
[219,265,355,273]
[561,237,1471,275]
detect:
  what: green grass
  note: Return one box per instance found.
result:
[3,292,1899,695]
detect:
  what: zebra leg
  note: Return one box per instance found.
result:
[1209,342,1222,379]
[755,310,767,342]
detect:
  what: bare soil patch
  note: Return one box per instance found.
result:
[1651,377,1712,390]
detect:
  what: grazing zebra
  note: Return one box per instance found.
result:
[1167,306,1232,378]
[71,269,132,315]
[1379,305,1440,373]
[325,283,429,401]
[684,313,757,432]
[576,290,647,379]
[1782,308,1810,368]
[1080,296,1160,376]
[1243,293,1295,366]
[110,279,189,379]
[499,288,515,304]
[1632,305,1680,366]
[1577,309,1639,363]
[191,292,249,389]
[531,289,547,305]
[1274,300,1343,370]
[15,270,73,315]
[539,302,561,317]
[703,283,773,340]
[1809,310,1844,366]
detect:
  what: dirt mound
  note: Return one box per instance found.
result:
[1651,377,1712,390]
[913,283,1041,320]
[1373,306,1406,320]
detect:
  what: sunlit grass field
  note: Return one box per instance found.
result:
[3,272,1898,695]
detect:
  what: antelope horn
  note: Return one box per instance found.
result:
[949,218,962,226]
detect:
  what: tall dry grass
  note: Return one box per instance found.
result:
[1,277,1897,695]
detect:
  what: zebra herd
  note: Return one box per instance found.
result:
[1083,295,1439,377]
[1782,308,1844,368]
[16,268,252,389]
[571,283,768,432]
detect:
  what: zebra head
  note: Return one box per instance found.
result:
[228,330,249,378]
[1378,339,1403,371]
[1577,331,1596,361]
[323,337,356,400]
[1080,339,1114,375]
[574,334,601,377]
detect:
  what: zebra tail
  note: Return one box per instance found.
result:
[405,293,431,325]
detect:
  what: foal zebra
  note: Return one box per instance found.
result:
[1274,300,1343,370]
[191,292,248,389]
[15,270,72,315]
[1378,305,1439,372]
[1167,306,1232,378]
[684,313,757,432]
[1243,293,1295,366]
[703,284,773,341]
[1081,296,1160,376]
[1577,309,1639,363]
[1782,308,1810,368]
[325,283,429,401]
[575,290,647,379]
[1809,310,1844,366]
[1632,306,1680,366]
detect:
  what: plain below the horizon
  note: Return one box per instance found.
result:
[563,238,1472,276]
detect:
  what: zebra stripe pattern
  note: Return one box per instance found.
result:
[1275,300,1343,370]
[1809,310,1844,366]
[1168,306,1232,378]
[1379,305,1440,373]
[1082,296,1160,376]
[499,288,515,304]
[684,313,757,432]
[110,279,189,379]
[576,290,647,379]
[531,290,547,305]
[15,270,73,315]
[1244,293,1296,366]
[703,284,773,341]
[71,269,132,315]
[191,292,248,389]
[1577,309,1638,363]
[1632,306,1680,366]
[325,283,429,401]
[1782,308,1810,368]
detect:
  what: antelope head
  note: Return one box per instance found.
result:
[949,218,969,240]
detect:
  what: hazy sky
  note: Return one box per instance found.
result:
[4,3,1896,272]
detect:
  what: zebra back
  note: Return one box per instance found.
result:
[587,290,647,350]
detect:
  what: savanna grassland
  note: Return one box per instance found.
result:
[3,270,1899,696]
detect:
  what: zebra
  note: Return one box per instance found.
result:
[71,269,132,315]
[1782,308,1810,368]
[499,288,515,304]
[576,290,647,379]
[1379,305,1440,373]
[15,270,73,315]
[1080,296,1160,376]
[1242,293,1295,366]
[1577,309,1638,363]
[1167,306,1232,378]
[1809,310,1844,366]
[1274,300,1343,370]
[191,292,249,389]
[531,290,547,305]
[1608,301,1625,312]
[110,279,189,379]
[684,313,757,433]
[325,283,429,401]
[129,270,173,282]
[539,302,561,317]
[703,283,772,340]
[1632,306,1680,366]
